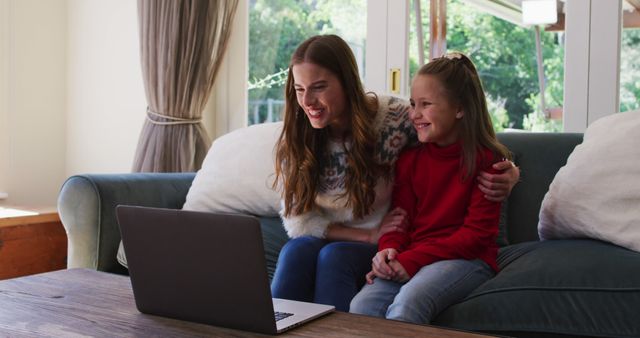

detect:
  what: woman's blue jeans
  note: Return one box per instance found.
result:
[270,236,377,312]
[349,259,494,324]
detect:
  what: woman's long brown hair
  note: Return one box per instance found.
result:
[417,53,511,179]
[273,35,381,219]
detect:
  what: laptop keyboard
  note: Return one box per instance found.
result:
[274,311,294,322]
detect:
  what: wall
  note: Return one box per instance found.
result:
[0,0,246,208]
[65,0,145,176]
[65,0,248,172]
[206,0,248,140]
[0,0,9,202]
[0,0,67,207]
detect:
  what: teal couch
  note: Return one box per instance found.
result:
[57,132,640,338]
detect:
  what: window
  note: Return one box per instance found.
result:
[247,0,366,125]
[408,0,565,132]
[620,27,640,112]
[241,0,630,131]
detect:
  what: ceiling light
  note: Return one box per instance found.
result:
[522,0,558,25]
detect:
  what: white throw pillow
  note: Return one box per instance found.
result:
[538,110,640,252]
[182,121,283,216]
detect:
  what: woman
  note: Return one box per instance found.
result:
[270,35,518,312]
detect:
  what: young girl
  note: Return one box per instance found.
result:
[349,52,511,324]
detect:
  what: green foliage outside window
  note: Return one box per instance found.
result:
[248,0,365,124]
[428,0,565,131]
[250,0,640,130]
[620,29,640,113]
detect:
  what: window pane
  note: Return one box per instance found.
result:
[248,0,366,125]
[409,0,565,132]
[408,0,430,82]
[620,28,640,113]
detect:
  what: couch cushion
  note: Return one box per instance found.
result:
[538,110,640,252]
[260,217,289,280]
[434,239,640,337]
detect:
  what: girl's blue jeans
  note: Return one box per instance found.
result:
[270,236,377,312]
[349,258,494,324]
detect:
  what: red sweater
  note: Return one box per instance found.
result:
[378,142,501,277]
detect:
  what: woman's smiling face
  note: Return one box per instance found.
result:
[292,62,349,138]
[409,74,463,146]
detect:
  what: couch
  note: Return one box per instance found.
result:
[58,132,640,338]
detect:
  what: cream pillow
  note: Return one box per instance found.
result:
[182,121,283,216]
[538,110,640,251]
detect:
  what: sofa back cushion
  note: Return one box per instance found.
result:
[497,132,583,244]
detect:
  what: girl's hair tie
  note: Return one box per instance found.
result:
[443,52,463,60]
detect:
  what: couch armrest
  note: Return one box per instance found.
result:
[57,173,195,273]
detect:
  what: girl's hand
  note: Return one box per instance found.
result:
[368,207,408,244]
[365,249,410,284]
[477,160,520,202]
[366,248,399,283]
[388,260,409,283]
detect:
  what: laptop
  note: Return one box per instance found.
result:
[115,205,334,334]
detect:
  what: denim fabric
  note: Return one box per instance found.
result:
[350,259,493,324]
[270,236,377,311]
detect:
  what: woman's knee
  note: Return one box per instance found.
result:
[317,242,376,267]
[278,236,325,265]
[316,242,347,266]
[271,236,326,300]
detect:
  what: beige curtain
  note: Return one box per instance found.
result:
[133,0,239,172]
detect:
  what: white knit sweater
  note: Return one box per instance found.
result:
[281,95,415,238]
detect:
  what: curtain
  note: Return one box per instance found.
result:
[132,0,239,172]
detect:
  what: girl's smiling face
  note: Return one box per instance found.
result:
[409,74,464,146]
[292,62,349,139]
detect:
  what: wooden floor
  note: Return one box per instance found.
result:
[0,210,67,280]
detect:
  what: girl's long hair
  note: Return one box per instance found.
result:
[418,53,511,179]
[274,35,381,219]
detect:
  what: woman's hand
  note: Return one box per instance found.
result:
[477,160,520,202]
[365,248,409,283]
[368,207,408,244]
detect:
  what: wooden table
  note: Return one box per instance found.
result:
[0,269,495,337]
[0,208,67,279]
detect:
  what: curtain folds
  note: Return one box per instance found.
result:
[133,0,239,172]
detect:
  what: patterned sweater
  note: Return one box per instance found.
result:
[281,95,415,238]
